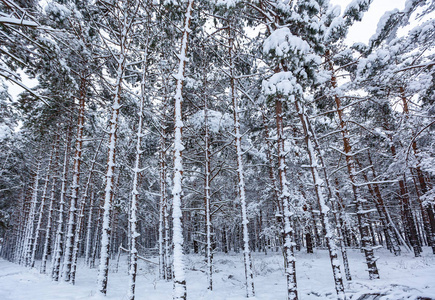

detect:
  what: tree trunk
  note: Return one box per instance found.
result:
[97,55,125,295]
[356,155,401,256]
[41,138,60,274]
[229,22,255,298]
[24,160,40,267]
[71,137,103,284]
[31,147,55,267]
[400,88,434,253]
[275,99,298,300]
[171,1,194,299]
[295,100,346,299]
[330,64,380,279]
[52,130,72,281]
[85,190,95,266]
[128,46,148,300]
[63,76,86,282]
[204,93,213,291]
[159,92,169,280]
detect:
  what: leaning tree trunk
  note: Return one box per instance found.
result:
[400,89,435,254]
[330,62,380,279]
[390,143,421,256]
[12,189,26,263]
[356,155,401,256]
[305,119,352,281]
[295,100,346,299]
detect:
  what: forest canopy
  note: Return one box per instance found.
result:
[0,0,434,300]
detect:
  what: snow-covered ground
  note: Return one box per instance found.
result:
[0,248,434,299]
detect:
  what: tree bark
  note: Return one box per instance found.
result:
[63,75,86,282]
[229,22,255,298]
[171,1,194,299]
[275,99,298,300]
[52,129,72,281]
[295,100,346,299]
[330,67,380,279]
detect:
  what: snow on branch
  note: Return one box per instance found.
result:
[0,16,38,27]
[263,27,310,57]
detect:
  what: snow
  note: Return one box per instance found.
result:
[0,17,38,27]
[370,8,402,45]
[0,248,434,299]
[0,124,12,141]
[262,72,303,98]
[343,0,370,19]
[263,27,310,57]
[170,1,195,298]
[215,0,240,7]
[189,109,232,133]
[325,14,346,41]
[44,2,71,20]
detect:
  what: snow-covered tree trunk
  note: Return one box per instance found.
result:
[85,189,95,266]
[228,23,255,298]
[31,148,55,268]
[71,137,103,284]
[40,137,59,274]
[358,154,401,256]
[97,49,126,297]
[90,198,103,269]
[171,1,194,299]
[95,0,143,291]
[159,94,169,280]
[332,83,380,279]
[23,160,40,267]
[400,90,435,254]
[52,133,71,281]
[41,172,57,274]
[275,99,297,300]
[395,161,421,256]
[127,47,148,300]
[261,115,281,214]
[332,182,352,281]
[17,192,29,265]
[164,190,171,280]
[295,100,346,300]
[306,121,352,280]
[204,95,213,291]
[158,135,167,280]
[12,190,26,263]
[63,76,86,282]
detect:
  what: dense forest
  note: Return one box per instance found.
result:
[0,0,434,299]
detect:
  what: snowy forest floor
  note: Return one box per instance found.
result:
[0,248,434,300]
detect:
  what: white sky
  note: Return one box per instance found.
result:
[330,0,407,44]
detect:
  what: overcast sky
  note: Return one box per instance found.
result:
[330,0,407,44]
